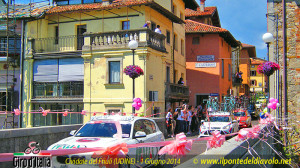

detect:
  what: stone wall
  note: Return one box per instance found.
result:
[268,0,300,125]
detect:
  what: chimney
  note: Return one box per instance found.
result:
[200,0,206,12]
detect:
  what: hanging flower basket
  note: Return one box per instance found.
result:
[257,61,280,76]
[124,65,144,79]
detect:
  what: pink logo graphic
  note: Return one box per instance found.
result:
[24,141,41,154]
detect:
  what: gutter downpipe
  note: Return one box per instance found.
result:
[282,0,288,145]
[19,20,25,128]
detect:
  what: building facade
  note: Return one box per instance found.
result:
[267,0,300,126]
[250,58,267,94]
[185,20,239,107]
[22,0,190,127]
[238,43,256,96]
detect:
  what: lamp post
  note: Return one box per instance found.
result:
[262,32,274,113]
[128,40,138,114]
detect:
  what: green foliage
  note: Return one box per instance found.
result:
[279,125,300,165]
[139,114,144,117]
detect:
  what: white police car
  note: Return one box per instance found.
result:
[47,115,165,168]
[199,112,239,137]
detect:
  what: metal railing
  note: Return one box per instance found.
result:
[165,83,189,99]
[30,35,84,53]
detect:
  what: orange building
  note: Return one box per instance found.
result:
[239,43,256,96]
[250,58,267,94]
[185,20,239,106]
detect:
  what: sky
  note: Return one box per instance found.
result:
[13,0,269,59]
[197,0,268,59]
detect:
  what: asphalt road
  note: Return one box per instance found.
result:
[159,118,259,168]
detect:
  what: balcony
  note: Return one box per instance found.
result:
[29,35,84,56]
[165,83,189,101]
[233,77,243,86]
[28,29,166,56]
[83,28,166,53]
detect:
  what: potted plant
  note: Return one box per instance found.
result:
[257,61,280,76]
[124,65,144,79]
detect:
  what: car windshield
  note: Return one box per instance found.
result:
[208,116,230,122]
[234,112,245,117]
[75,122,131,138]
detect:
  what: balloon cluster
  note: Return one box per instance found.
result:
[132,98,143,111]
[267,97,280,110]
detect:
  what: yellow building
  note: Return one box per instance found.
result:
[250,58,267,94]
[22,0,196,127]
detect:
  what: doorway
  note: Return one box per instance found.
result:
[77,25,86,50]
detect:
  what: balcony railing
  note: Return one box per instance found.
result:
[30,35,84,54]
[84,29,166,52]
[165,83,189,100]
[29,29,166,54]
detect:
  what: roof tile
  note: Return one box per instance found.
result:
[185,7,216,17]
[185,19,228,33]
[47,0,150,14]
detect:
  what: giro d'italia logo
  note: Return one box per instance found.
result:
[13,141,51,168]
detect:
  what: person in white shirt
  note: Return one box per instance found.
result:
[155,25,162,34]
[166,108,173,137]
[187,105,193,135]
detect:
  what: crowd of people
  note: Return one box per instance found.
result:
[165,104,207,138]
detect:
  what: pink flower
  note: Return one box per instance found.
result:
[14,109,20,116]
[63,111,68,117]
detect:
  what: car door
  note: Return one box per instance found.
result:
[133,119,151,163]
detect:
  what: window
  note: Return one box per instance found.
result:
[107,109,121,114]
[181,39,184,55]
[228,64,231,81]
[166,30,170,44]
[166,66,170,83]
[180,12,184,20]
[143,120,157,134]
[250,70,256,76]
[192,37,200,44]
[122,20,130,30]
[33,82,83,98]
[32,103,83,127]
[151,22,156,31]
[221,59,224,78]
[172,4,177,15]
[251,80,257,86]
[149,91,158,101]
[77,25,86,50]
[174,34,178,51]
[109,61,120,84]
[55,26,59,44]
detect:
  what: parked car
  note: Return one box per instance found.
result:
[48,115,165,168]
[248,104,258,118]
[257,96,267,104]
[199,112,239,137]
[233,109,252,128]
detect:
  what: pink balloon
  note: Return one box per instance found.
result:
[135,106,140,111]
[274,99,279,104]
[137,102,142,107]
[269,98,275,103]
[267,103,272,109]
[271,103,277,110]
[136,98,141,103]
[276,103,280,107]
[132,102,137,108]
[133,98,138,102]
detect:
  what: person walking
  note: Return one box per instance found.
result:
[166,108,173,137]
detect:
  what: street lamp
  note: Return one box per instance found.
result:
[128,40,138,114]
[262,32,274,113]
